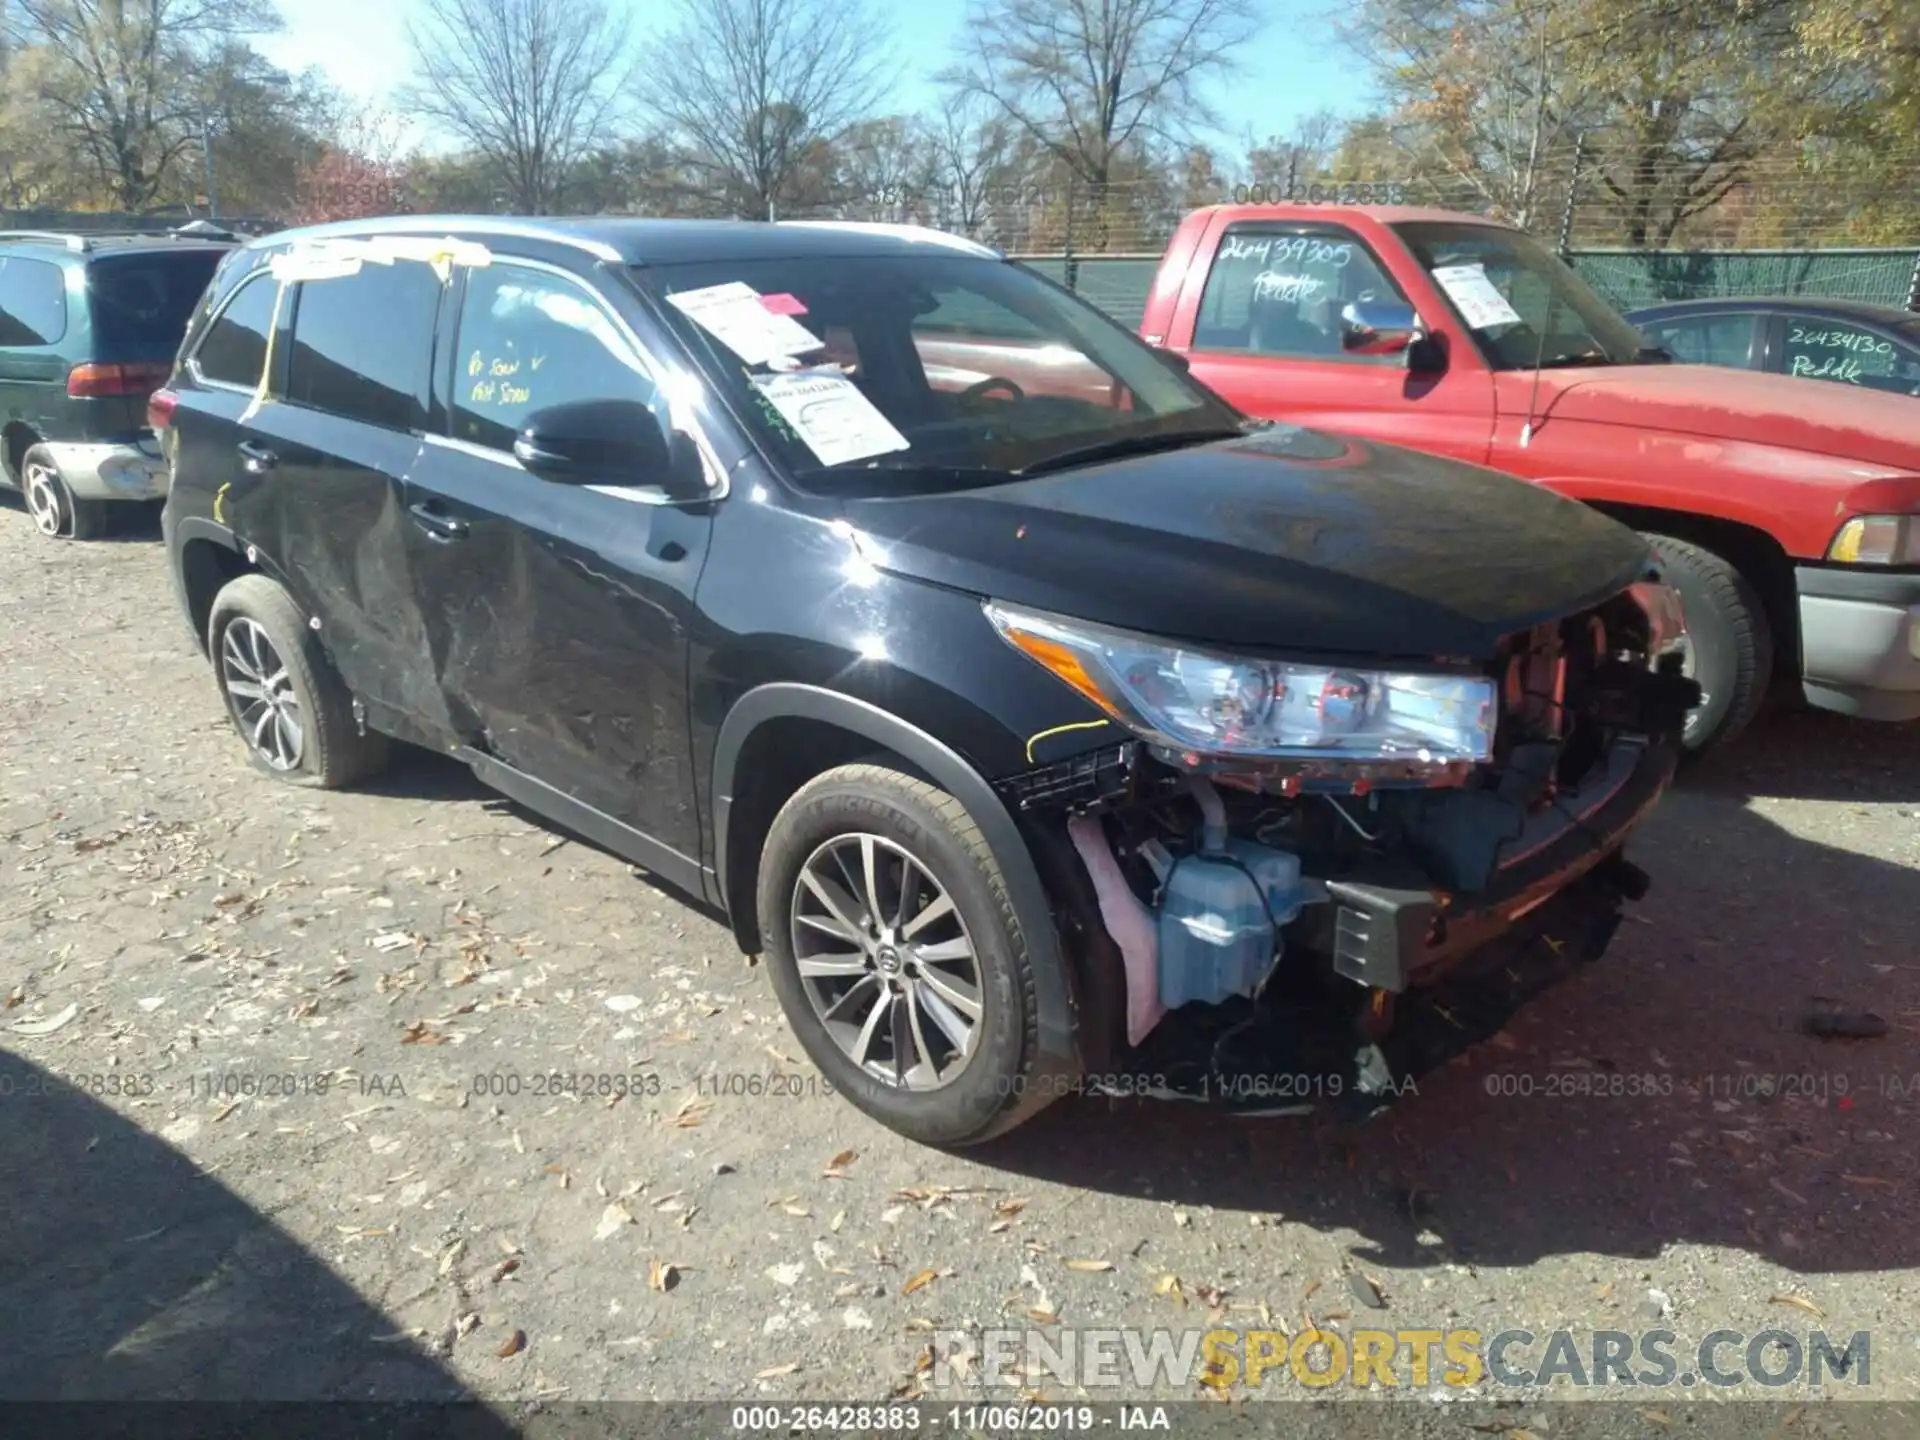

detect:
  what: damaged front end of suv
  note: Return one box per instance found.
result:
[991,579,1697,1122]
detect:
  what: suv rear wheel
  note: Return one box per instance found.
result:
[21,446,102,540]
[1642,533,1773,755]
[756,764,1050,1146]
[207,574,389,788]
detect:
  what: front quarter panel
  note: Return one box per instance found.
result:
[690,481,1119,791]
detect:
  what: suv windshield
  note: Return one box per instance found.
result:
[631,252,1241,495]
[89,250,226,354]
[1393,222,1647,370]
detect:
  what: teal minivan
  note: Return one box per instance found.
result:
[0,230,232,539]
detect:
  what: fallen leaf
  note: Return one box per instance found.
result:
[400,1020,448,1046]
[1301,1279,1322,1303]
[766,1194,800,1209]
[1840,1174,1897,1189]
[669,1095,711,1129]
[455,1312,481,1337]
[1348,1272,1388,1309]
[603,994,643,1013]
[1638,1409,1674,1428]
[782,1205,811,1219]
[756,1362,799,1379]
[1153,1273,1187,1307]
[988,1220,1013,1235]
[1769,1293,1826,1318]
[901,1269,938,1295]
[1596,1281,1615,1302]
[1195,1284,1227,1308]
[497,1329,527,1358]
[438,1240,466,1275]
[994,1198,1028,1220]
[829,1210,846,1233]
[1064,1259,1113,1272]
[10,1003,78,1036]
[1026,1306,1060,1324]
[649,1258,679,1292]
[491,1257,521,1283]
[824,1148,858,1174]
[594,1203,635,1241]
[1173,1212,1190,1228]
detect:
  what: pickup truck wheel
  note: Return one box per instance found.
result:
[207,574,390,788]
[1642,533,1772,754]
[757,763,1050,1147]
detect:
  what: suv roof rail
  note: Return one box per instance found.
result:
[0,230,93,252]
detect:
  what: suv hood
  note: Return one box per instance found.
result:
[1526,364,1920,470]
[839,427,1651,659]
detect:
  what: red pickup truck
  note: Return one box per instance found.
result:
[1139,204,1920,753]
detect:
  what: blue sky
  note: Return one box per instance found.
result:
[260,0,1368,163]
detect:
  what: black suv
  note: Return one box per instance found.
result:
[0,229,232,538]
[159,218,1697,1145]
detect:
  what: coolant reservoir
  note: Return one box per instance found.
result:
[1157,840,1304,1009]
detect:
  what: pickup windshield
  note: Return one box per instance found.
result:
[631,253,1239,495]
[1393,221,1647,370]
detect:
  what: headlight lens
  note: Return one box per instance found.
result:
[985,601,1496,762]
[1828,515,1919,566]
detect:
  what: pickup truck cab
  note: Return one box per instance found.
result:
[1142,204,1920,753]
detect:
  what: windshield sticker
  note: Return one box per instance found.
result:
[751,370,909,467]
[1431,263,1522,330]
[758,292,808,316]
[667,281,825,366]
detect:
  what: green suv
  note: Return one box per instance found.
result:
[0,229,232,539]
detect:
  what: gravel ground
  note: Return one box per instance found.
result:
[2,499,1916,1434]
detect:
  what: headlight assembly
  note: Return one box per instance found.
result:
[985,601,1496,763]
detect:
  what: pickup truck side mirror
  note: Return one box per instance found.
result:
[513,396,709,500]
[1340,301,1421,357]
[1153,347,1192,375]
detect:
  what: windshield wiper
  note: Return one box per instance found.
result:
[1018,427,1246,477]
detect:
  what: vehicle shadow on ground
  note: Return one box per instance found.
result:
[363,745,730,924]
[0,1046,521,1416]
[976,713,1918,1278]
[1684,702,1920,804]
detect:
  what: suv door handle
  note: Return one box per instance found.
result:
[408,501,470,541]
[236,441,278,474]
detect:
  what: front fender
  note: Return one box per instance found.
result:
[712,682,1081,1073]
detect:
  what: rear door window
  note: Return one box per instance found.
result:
[1192,226,1406,364]
[88,252,225,355]
[286,261,442,431]
[193,274,279,388]
[1780,316,1920,395]
[1642,312,1756,368]
[0,256,69,346]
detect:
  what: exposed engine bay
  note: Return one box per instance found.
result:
[1001,587,1701,1120]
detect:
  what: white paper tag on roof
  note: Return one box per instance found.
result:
[667,281,825,366]
[751,370,909,467]
[1431,263,1522,330]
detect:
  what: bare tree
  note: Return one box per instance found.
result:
[6,0,280,209]
[929,91,1019,238]
[642,0,893,220]
[405,0,632,214]
[942,0,1261,198]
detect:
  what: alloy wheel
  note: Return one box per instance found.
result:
[221,617,304,771]
[790,832,984,1090]
[22,462,64,537]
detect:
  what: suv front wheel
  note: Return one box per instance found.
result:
[207,574,389,788]
[756,763,1051,1147]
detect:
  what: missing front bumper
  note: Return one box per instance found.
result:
[1108,858,1640,1120]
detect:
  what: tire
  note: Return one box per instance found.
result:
[207,573,390,788]
[756,763,1052,1147]
[20,445,104,540]
[1643,532,1772,755]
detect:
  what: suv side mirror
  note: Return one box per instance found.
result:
[1339,300,1421,357]
[513,397,707,499]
